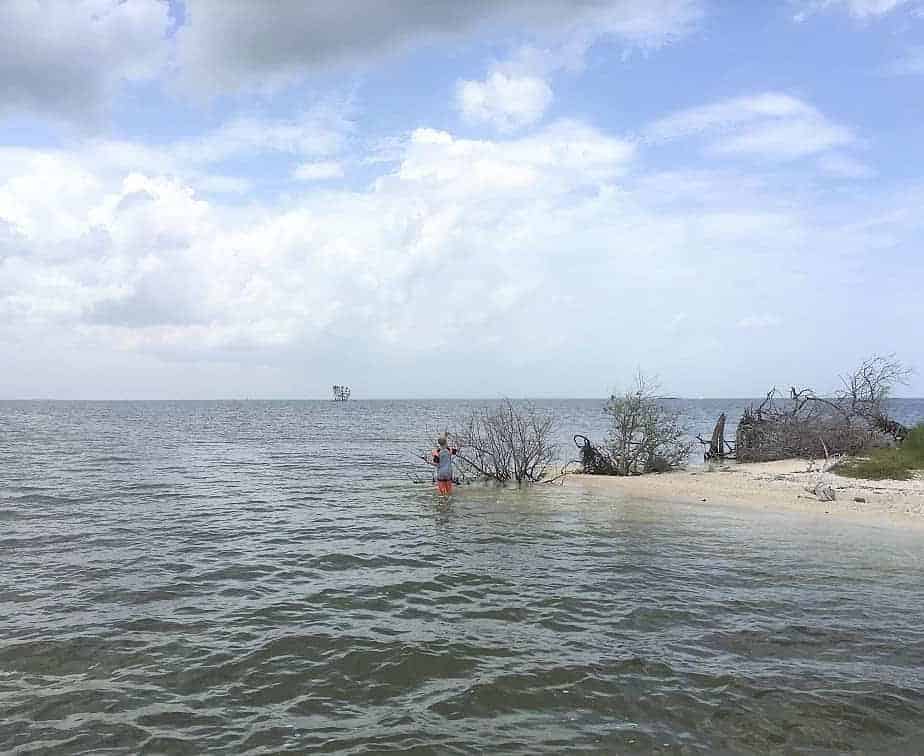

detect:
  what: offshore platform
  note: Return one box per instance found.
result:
[332,385,351,401]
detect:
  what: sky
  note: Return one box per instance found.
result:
[1,0,923,399]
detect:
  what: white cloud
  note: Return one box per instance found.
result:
[712,118,852,160]
[395,120,635,194]
[647,92,855,161]
[648,93,818,140]
[2,116,921,397]
[737,314,783,329]
[0,120,636,360]
[0,105,352,201]
[584,0,704,46]
[0,151,103,242]
[503,0,704,72]
[175,0,703,95]
[792,0,918,20]
[293,162,346,181]
[456,73,554,132]
[0,0,170,122]
[172,108,350,164]
[452,0,701,134]
[817,153,877,178]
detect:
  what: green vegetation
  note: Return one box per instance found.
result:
[833,424,924,481]
[903,423,924,458]
[834,451,915,481]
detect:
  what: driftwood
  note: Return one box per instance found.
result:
[697,413,735,461]
[805,480,837,502]
[574,434,618,475]
[710,413,726,458]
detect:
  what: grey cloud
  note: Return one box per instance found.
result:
[1,0,699,119]
[176,0,701,93]
[87,269,207,328]
[0,0,170,123]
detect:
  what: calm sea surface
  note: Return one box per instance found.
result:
[2,399,924,754]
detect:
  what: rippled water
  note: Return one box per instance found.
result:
[2,400,924,754]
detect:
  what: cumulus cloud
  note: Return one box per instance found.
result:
[2,109,920,396]
[647,92,855,161]
[0,0,170,122]
[175,0,703,94]
[456,73,554,132]
[395,120,635,193]
[0,150,103,242]
[0,120,636,360]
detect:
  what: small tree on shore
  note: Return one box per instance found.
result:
[602,373,692,475]
[837,354,912,427]
[452,399,559,485]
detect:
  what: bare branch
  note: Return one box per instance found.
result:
[736,354,912,462]
[450,399,559,486]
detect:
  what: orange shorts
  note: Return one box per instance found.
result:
[436,480,453,495]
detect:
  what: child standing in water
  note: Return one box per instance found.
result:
[431,435,458,495]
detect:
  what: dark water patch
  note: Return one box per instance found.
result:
[5,492,86,506]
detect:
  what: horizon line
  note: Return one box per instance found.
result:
[3,395,924,402]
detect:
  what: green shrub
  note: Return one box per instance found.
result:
[834,424,924,480]
[901,423,924,463]
[834,451,914,481]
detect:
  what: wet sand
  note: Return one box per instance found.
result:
[564,459,924,530]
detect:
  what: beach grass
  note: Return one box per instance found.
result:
[833,424,924,481]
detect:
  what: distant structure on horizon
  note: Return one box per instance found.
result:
[332,385,351,401]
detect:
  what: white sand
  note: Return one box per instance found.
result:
[563,459,924,530]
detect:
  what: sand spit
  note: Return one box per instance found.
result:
[564,459,924,530]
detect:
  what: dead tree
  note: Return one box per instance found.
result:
[451,399,559,485]
[732,355,912,463]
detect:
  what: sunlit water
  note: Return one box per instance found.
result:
[2,400,924,754]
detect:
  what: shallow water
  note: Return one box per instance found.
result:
[2,400,924,754]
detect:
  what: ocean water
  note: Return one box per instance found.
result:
[2,399,924,754]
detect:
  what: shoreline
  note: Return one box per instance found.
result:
[562,459,924,531]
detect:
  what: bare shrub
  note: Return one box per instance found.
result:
[451,399,559,485]
[597,373,692,476]
[837,355,912,434]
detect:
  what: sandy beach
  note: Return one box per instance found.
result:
[564,459,924,530]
